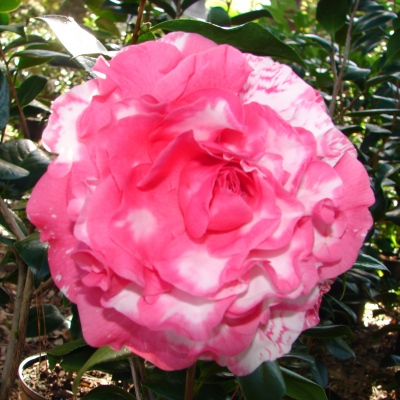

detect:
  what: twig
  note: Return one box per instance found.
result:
[0,196,33,400]
[184,363,196,400]
[131,0,147,45]
[0,46,30,139]
[129,357,144,400]
[328,0,360,116]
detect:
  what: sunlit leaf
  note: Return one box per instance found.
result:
[0,0,21,13]
[151,20,306,68]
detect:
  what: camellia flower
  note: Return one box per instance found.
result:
[27,32,374,375]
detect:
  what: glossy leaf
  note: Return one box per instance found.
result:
[151,20,306,68]
[380,355,400,368]
[14,232,50,288]
[386,29,400,62]
[0,286,10,306]
[0,159,29,180]
[281,367,328,400]
[207,7,231,27]
[0,13,9,25]
[12,49,69,59]
[231,10,273,25]
[151,0,176,18]
[237,361,285,400]
[303,33,338,53]
[324,338,355,360]
[310,359,328,388]
[355,10,397,32]
[316,0,348,35]
[26,304,65,337]
[0,140,51,199]
[48,338,88,357]
[343,65,371,81]
[354,253,388,271]
[347,108,400,116]
[85,385,137,399]
[143,368,186,400]
[372,323,400,340]
[17,75,48,107]
[303,325,354,339]
[39,15,108,57]
[0,66,9,130]
[95,17,120,36]
[72,346,133,394]
[181,0,201,13]
[0,22,25,37]
[0,0,21,13]
[386,208,400,225]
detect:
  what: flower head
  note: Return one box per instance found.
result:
[27,32,374,375]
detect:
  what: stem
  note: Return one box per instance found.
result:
[328,0,360,116]
[0,196,34,400]
[129,357,143,400]
[184,364,196,400]
[176,0,182,17]
[0,46,30,139]
[131,0,147,45]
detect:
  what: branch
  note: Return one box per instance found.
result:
[0,46,30,139]
[131,0,147,45]
[328,0,360,116]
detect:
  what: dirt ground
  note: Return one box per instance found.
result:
[1,280,400,400]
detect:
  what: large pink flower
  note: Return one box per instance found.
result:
[27,32,374,375]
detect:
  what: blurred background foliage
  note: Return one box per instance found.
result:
[0,0,399,399]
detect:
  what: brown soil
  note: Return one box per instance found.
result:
[21,358,113,399]
[1,279,400,399]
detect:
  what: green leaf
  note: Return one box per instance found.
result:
[48,338,88,356]
[386,208,400,225]
[324,338,355,360]
[237,361,285,400]
[85,385,137,399]
[151,0,177,18]
[0,66,9,130]
[207,7,231,27]
[386,29,400,63]
[316,0,348,35]
[303,33,338,53]
[95,17,120,36]
[372,323,400,340]
[151,20,306,68]
[346,108,400,116]
[310,359,328,389]
[343,65,371,81]
[12,49,69,59]
[26,304,65,337]
[14,232,50,288]
[281,367,328,400]
[0,13,9,25]
[231,10,273,25]
[0,22,25,37]
[72,346,133,394]
[0,159,29,180]
[137,31,156,43]
[143,368,186,400]
[0,140,51,199]
[380,355,400,368]
[181,0,201,13]
[38,15,109,58]
[0,0,21,13]
[17,75,48,107]
[303,325,354,339]
[355,10,397,32]
[353,253,388,271]
[0,286,10,306]
[17,56,55,70]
